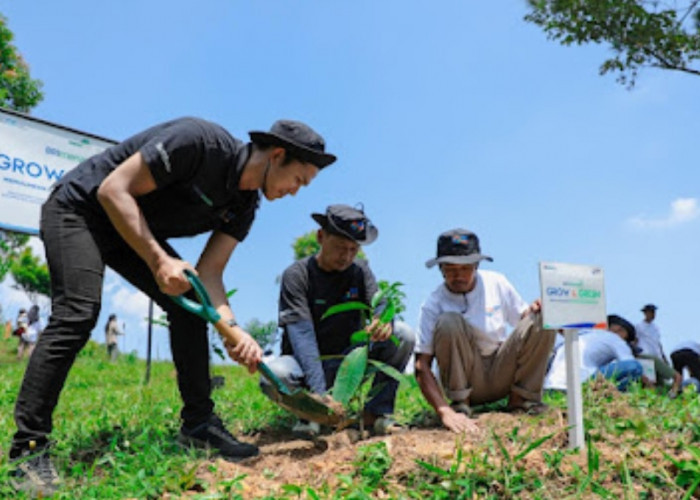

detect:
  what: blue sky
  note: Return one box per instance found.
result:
[1,1,698,361]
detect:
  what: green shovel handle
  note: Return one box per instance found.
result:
[169,269,221,324]
[170,270,291,396]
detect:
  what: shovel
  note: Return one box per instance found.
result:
[171,269,346,427]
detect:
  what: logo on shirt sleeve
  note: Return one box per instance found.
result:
[155,142,172,173]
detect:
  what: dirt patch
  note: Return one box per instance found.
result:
[184,409,573,498]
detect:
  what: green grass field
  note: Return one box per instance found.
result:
[2,335,700,499]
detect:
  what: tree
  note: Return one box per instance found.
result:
[525,0,700,88]
[0,231,29,282]
[293,230,321,261]
[1,13,45,290]
[244,318,279,354]
[10,247,50,303]
[0,14,44,111]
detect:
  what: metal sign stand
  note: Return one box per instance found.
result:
[564,328,584,450]
[145,299,153,385]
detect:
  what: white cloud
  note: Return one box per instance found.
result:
[107,279,164,322]
[628,197,700,229]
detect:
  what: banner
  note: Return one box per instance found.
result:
[539,261,607,330]
[0,108,117,234]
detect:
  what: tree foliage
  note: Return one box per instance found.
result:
[525,0,700,87]
[0,14,47,302]
[0,231,29,283]
[0,14,43,112]
[292,230,321,261]
[11,247,50,303]
[244,318,278,354]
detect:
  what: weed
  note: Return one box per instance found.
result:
[354,441,392,488]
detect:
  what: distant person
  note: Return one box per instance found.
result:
[105,314,124,362]
[14,308,29,360]
[414,229,555,434]
[9,117,336,496]
[545,315,644,392]
[634,304,667,361]
[17,306,42,360]
[670,341,700,393]
[262,204,415,437]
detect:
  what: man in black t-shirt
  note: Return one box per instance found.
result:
[9,118,336,495]
[263,204,415,436]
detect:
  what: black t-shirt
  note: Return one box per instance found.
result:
[278,256,378,356]
[52,117,259,242]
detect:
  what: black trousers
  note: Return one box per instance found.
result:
[10,193,213,456]
[671,349,700,382]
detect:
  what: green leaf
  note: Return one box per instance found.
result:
[331,345,368,405]
[379,301,396,324]
[415,459,450,477]
[350,330,370,345]
[321,301,370,320]
[367,359,405,382]
[370,285,390,310]
[514,432,556,462]
[225,288,237,298]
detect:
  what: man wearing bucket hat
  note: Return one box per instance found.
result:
[9,117,335,495]
[414,229,555,433]
[263,204,415,437]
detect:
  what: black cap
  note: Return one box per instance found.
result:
[607,314,636,343]
[641,304,658,312]
[425,228,493,269]
[249,120,336,168]
[312,204,378,245]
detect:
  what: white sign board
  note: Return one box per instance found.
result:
[0,109,116,234]
[539,261,607,330]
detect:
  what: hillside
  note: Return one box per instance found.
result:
[1,335,699,499]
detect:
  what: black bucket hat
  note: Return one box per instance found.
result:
[425,229,493,269]
[312,204,378,245]
[641,304,658,312]
[607,314,636,343]
[249,120,336,168]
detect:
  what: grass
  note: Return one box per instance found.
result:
[1,334,700,498]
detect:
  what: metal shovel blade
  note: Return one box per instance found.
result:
[258,362,345,427]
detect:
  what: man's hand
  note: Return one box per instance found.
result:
[224,330,263,373]
[367,318,393,342]
[522,298,542,318]
[155,256,196,295]
[438,407,480,434]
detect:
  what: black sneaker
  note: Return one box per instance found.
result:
[10,441,60,496]
[178,414,259,462]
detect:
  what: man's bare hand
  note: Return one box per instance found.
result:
[224,331,263,373]
[367,318,393,342]
[439,407,480,434]
[522,298,542,319]
[155,257,195,295]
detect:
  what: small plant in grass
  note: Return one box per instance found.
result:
[354,441,393,488]
[666,445,700,499]
[320,281,406,431]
